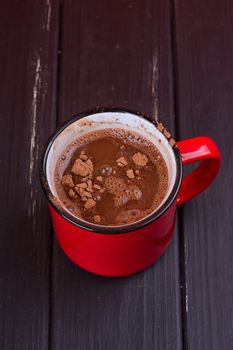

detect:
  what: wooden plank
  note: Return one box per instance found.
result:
[51,1,182,349]
[0,1,59,349]
[174,1,233,349]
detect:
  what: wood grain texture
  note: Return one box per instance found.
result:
[0,1,59,349]
[51,1,182,349]
[174,1,233,349]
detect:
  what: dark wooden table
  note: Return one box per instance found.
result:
[1,1,233,349]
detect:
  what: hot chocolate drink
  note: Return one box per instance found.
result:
[55,128,168,226]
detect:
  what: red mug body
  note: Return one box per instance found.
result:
[49,201,176,276]
[41,108,221,276]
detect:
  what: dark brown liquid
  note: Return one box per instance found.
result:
[55,129,168,226]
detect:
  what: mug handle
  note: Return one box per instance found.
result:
[176,137,221,205]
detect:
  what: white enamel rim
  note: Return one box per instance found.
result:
[40,108,182,234]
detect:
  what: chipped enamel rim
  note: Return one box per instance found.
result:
[40,107,182,234]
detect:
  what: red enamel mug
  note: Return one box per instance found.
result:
[40,108,221,276]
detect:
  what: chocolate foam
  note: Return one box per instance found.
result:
[54,128,168,226]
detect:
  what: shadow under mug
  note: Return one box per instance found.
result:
[40,108,221,276]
